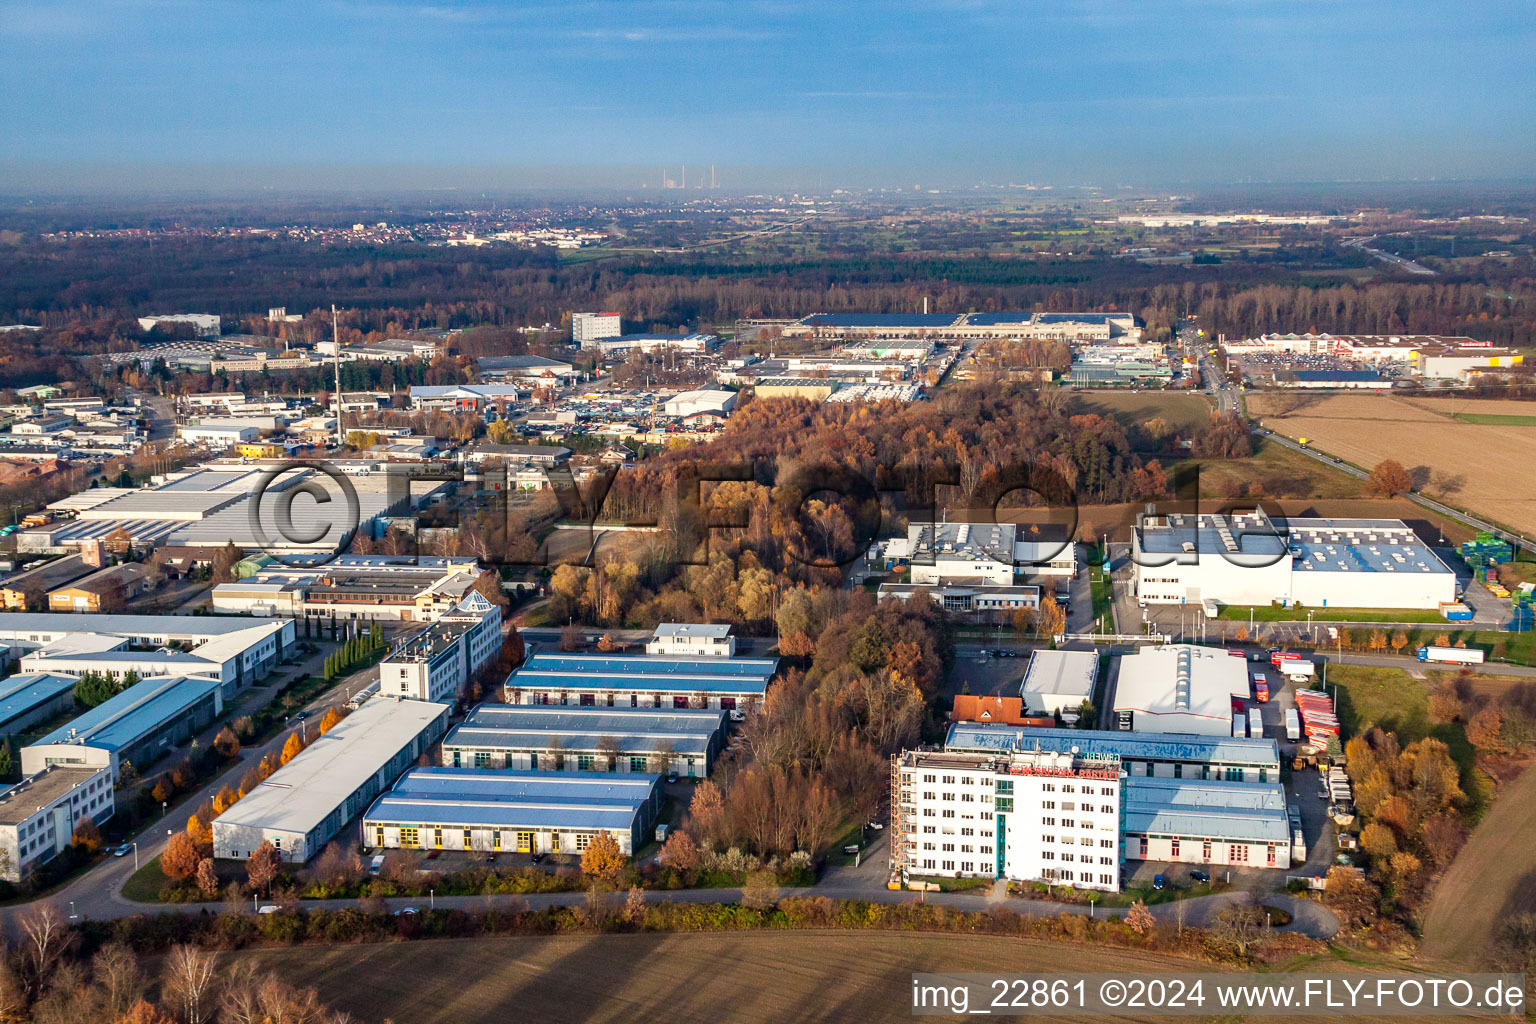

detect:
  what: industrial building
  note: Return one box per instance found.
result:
[1111,644,1250,736]
[363,768,663,857]
[1019,650,1099,719]
[594,333,718,356]
[505,652,777,711]
[1132,510,1457,610]
[442,704,726,777]
[873,520,1075,613]
[211,697,450,863]
[0,673,79,734]
[943,724,1280,784]
[16,467,423,558]
[377,592,502,702]
[21,674,224,778]
[137,313,221,338]
[891,747,1124,892]
[477,355,579,385]
[407,384,521,411]
[211,555,483,622]
[645,623,736,658]
[0,765,115,882]
[47,563,154,612]
[3,613,294,697]
[1122,776,1292,869]
[175,421,264,446]
[783,311,1140,344]
[0,555,92,610]
[572,312,623,348]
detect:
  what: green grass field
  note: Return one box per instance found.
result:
[1451,413,1536,426]
[1216,606,1447,624]
[1325,665,1489,817]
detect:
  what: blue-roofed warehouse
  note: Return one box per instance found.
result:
[21,674,223,778]
[507,652,778,711]
[0,673,78,734]
[363,767,663,856]
[944,723,1280,783]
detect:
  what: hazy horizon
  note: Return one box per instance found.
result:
[2,0,1533,194]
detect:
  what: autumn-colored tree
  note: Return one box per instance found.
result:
[115,1000,175,1024]
[161,832,203,881]
[1323,866,1380,929]
[1428,685,1463,725]
[71,815,103,854]
[596,633,619,653]
[1467,706,1505,752]
[778,631,815,658]
[279,731,304,766]
[581,831,626,882]
[1036,595,1066,638]
[318,706,343,734]
[1390,629,1409,653]
[688,780,729,846]
[246,840,282,895]
[212,726,241,759]
[195,858,219,897]
[1126,900,1156,936]
[660,828,701,872]
[1420,813,1468,870]
[150,779,172,804]
[1360,822,1398,859]
[1233,624,1250,643]
[559,624,581,651]
[184,812,212,847]
[212,785,238,815]
[1366,459,1414,498]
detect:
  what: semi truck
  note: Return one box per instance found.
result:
[1416,645,1485,665]
[1280,659,1315,682]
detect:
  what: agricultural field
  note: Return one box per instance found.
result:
[1072,391,1213,435]
[1169,436,1364,500]
[1248,393,1536,536]
[225,931,1222,1024]
[1420,761,1536,966]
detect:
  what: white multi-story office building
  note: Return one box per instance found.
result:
[891,748,1124,893]
[0,765,115,882]
[645,623,736,658]
[377,592,503,703]
[572,312,622,348]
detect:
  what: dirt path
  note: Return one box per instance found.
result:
[1419,762,1536,964]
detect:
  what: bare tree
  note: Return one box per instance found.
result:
[92,943,144,1019]
[162,944,219,1024]
[595,735,622,772]
[648,739,675,775]
[19,902,70,994]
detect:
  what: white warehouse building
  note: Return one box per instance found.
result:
[1133,510,1455,610]
[1111,644,1250,736]
[1019,649,1099,719]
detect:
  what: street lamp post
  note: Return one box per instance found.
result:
[132,841,139,871]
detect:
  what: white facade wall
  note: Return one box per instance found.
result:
[1135,552,1291,607]
[1127,832,1291,870]
[573,313,622,347]
[910,555,1014,588]
[0,767,115,882]
[510,688,758,712]
[1288,567,1455,610]
[897,757,1123,892]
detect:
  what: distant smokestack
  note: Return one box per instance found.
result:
[923,296,929,315]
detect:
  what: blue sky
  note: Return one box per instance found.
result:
[0,0,1532,190]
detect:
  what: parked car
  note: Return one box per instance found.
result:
[1152,874,1167,890]
[1189,870,1210,884]
[113,844,132,858]
[369,854,385,875]
[393,907,418,916]
[257,905,280,915]
[866,821,884,830]
[728,709,746,722]
[530,853,545,864]
[665,772,679,784]
[843,845,860,855]
[292,711,308,721]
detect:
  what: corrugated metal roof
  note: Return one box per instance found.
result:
[1122,776,1290,843]
[363,767,657,830]
[511,653,777,694]
[0,673,77,727]
[28,675,222,753]
[214,698,447,835]
[944,723,1280,767]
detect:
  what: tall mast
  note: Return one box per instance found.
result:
[332,304,344,448]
